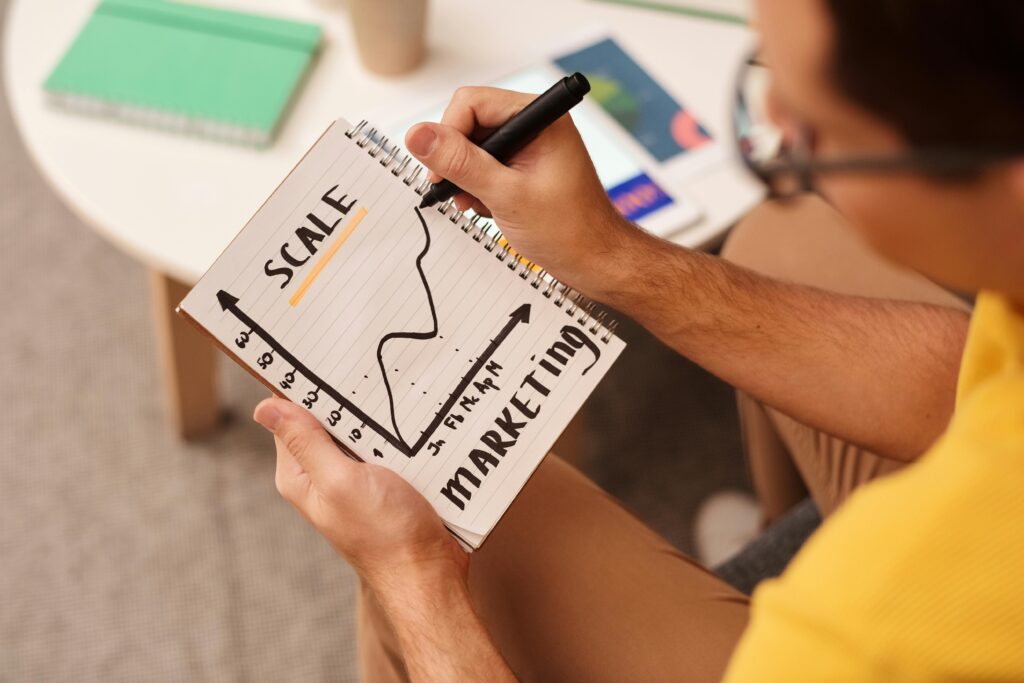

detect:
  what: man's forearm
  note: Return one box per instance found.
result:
[589,226,969,460]
[375,567,516,682]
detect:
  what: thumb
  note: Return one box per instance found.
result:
[405,123,519,204]
[254,398,348,483]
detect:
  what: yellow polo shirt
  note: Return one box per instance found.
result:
[724,292,1024,681]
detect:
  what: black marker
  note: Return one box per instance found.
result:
[418,72,591,209]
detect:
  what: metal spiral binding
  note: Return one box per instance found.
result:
[344,119,619,345]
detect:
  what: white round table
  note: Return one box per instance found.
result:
[5,0,758,437]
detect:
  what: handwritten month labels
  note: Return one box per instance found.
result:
[180,119,625,548]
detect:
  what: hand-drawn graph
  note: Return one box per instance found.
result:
[219,207,532,458]
[376,206,439,451]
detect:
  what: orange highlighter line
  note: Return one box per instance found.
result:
[289,206,369,307]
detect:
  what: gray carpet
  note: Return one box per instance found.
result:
[0,7,749,679]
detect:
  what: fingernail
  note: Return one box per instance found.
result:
[406,125,437,156]
[254,402,282,432]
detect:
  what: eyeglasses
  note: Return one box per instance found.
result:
[732,52,1024,199]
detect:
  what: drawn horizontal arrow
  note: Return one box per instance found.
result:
[217,289,531,458]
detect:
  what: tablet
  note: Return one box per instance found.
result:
[388,35,725,238]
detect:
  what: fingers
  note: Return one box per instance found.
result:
[453,191,475,212]
[439,86,536,137]
[255,398,351,487]
[405,122,521,203]
[408,87,546,208]
[273,435,310,505]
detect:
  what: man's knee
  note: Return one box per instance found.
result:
[721,195,870,292]
[721,195,836,277]
[720,203,777,267]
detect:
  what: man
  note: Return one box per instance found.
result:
[252,1,1024,679]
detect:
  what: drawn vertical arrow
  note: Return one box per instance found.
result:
[217,289,410,454]
[409,302,531,455]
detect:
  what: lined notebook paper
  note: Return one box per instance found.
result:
[179,119,625,548]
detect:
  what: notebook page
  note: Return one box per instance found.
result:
[180,119,625,547]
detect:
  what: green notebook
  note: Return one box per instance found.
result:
[44,0,322,146]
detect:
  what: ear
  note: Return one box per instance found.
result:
[1001,160,1024,303]
[1006,159,1024,204]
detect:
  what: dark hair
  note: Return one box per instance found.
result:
[825,1,1024,149]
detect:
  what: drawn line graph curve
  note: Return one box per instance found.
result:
[376,206,439,449]
[216,209,533,459]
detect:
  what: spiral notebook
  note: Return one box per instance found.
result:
[178,119,626,549]
[44,0,321,146]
